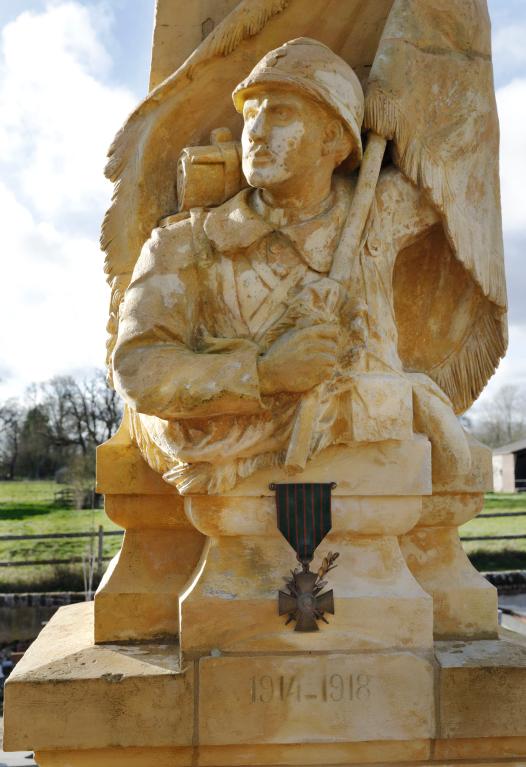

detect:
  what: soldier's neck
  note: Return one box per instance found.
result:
[255,176,334,226]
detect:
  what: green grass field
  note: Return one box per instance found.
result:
[461,493,526,571]
[0,481,121,592]
[0,482,525,591]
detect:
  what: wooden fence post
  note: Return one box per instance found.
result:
[97,526,104,577]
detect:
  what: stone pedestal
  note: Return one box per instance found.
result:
[94,411,205,642]
[9,427,521,767]
[181,437,433,654]
[400,436,498,640]
[6,602,526,767]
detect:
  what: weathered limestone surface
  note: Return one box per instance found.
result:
[4,1,519,765]
[94,411,204,642]
[4,603,193,752]
[437,635,526,740]
[401,437,498,640]
[6,603,526,767]
[181,438,433,654]
[198,652,435,744]
[149,0,240,90]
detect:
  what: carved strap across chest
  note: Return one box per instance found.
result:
[227,238,309,339]
[250,264,307,339]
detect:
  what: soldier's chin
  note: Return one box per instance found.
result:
[244,164,289,190]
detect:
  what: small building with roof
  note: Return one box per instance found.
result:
[493,437,526,492]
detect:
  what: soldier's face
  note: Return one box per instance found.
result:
[241,88,329,190]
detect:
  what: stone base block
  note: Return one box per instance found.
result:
[436,629,526,739]
[3,603,193,753]
[181,438,434,655]
[33,742,432,767]
[181,532,433,653]
[400,524,498,639]
[198,651,434,744]
[400,438,497,641]
[94,412,206,642]
[95,523,204,642]
[6,604,526,767]
[32,742,526,767]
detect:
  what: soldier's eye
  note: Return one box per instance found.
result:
[273,106,292,120]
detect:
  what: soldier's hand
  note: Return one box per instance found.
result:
[258,324,338,395]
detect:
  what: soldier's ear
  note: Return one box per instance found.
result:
[322,119,352,165]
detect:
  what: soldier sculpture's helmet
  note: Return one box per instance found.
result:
[232,37,364,170]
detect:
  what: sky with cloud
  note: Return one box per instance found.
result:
[0,0,525,414]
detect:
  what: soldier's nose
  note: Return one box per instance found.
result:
[250,109,267,139]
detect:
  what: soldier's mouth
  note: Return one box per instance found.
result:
[250,148,273,164]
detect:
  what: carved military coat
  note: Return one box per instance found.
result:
[112,167,471,494]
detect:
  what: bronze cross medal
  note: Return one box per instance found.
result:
[271,482,339,632]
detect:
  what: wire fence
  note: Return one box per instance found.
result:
[0,510,525,571]
[459,510,526,543]
[0,527,124,574]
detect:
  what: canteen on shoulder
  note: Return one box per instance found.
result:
[177,127,247,211]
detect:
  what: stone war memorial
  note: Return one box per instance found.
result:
[4,1,526,765]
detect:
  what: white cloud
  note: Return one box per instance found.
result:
[497,78,526,232]
[483,324,526,393]
[0,2,133,222]
[0,2,136,399]
[492,23,526,77]
[0,180,108,387]
[488,77,526,408]
[469,324,526,414]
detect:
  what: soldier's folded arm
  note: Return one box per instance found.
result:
[112,220,264,419]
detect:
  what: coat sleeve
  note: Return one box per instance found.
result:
[112,218,264,419]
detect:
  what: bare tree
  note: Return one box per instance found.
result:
[0,369,123,480]
[42,370,123,455]
[91,370,123,443]
[0,399,24,479]
[17,405,56,479]
[467,385,526,448]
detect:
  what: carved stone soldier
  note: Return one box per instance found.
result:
[5,7,516,762]
[113,38,474,494]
